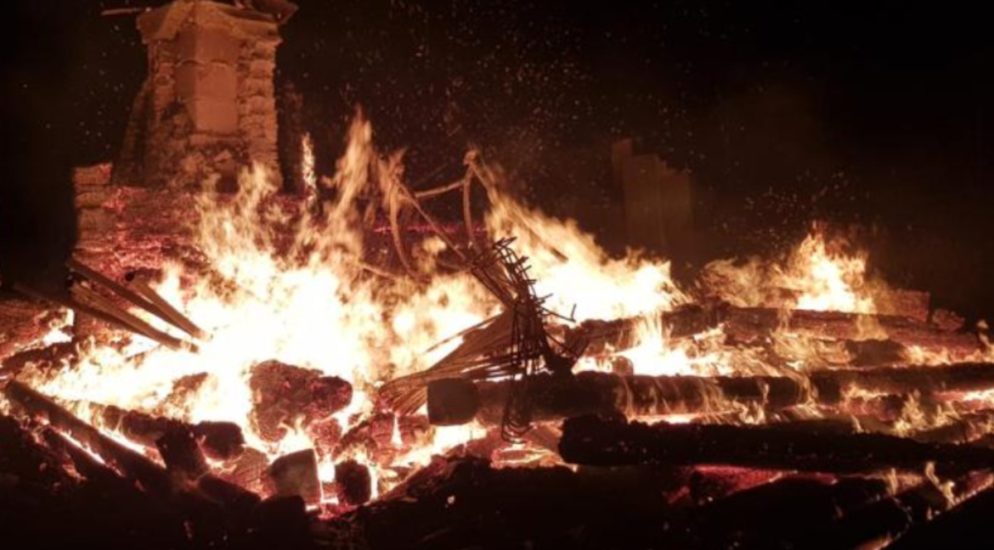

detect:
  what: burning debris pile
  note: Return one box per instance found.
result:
[2,114,994,549]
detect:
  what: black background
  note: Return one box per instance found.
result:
[2,1,991,318]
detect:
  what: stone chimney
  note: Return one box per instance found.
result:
[113,0,293,188]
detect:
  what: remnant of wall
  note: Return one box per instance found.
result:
[113,0,289,189]
[611,139,694,257]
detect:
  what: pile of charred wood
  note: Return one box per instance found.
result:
[4,270,994,549]
[3,157,994,547]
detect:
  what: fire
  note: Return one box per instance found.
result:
[779,230,875,313]
[485,191,687,321]
[10,111,994,519]
[17,111,691,501]
[700,227,878,314]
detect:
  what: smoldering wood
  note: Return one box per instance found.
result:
[3,381,173,497]
[11,282,177,350]
[801,470,994,549]
[249,360,352,443]
[426,371,809,426]
[844,338,907,366]
[570,303,986,357]
[67,259,204,349]
[196,421,246,460]
[4,418,191,549]
[320,456,675,549]
[156,428,209,480]
[128,277,206,339]
[0,296,65,361]
[89,403,244,460]
[558,415,994,475]
[73,282,198,351]
[0,341,77,379]
[267,449,321,506]
[809,363,994,404]
[196,474,261,521]
[218,447,269,495]
[0,415,78,492]
[724,306,985,353]
[334,412,432,460]
[887,484,994,549]
[675,476,892,549]
[906,410,994,445]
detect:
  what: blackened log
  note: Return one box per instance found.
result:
[319,456,674,549]
[334,413,432,459]
[680,476,891,549]
[335,459,372,506]
[156,428,209,480]
[92,403,244,460]
[571,303,985,357]
[845,339,907,367]
[427,371,808,426]
[250,360,352,443]
[559,415,994,475]
[128,277,206,339]
[810,363,994,404]
[0,415,76,492]
[567,303,720,354]
[8,421,190,549]
[195,421,245,460]
[268,449,321,506]
[887,484,994,550]
[0,341,77,379]
[908,411,994,445]
[804,470,993,549]
[723,306,983,354]
[3,381,172,497]
[684,466,785,507]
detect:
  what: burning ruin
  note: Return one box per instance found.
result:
[3,2,994,549]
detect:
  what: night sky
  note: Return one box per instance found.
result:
[2,1,992,316]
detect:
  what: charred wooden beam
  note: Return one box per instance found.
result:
[570,303,986,357]
[810,363,994,404]
[426,371,808,426]
[5,419,191,549]
[0,415,77,491]
[801,470,994,549]
[0,295,60,360]
[89,403,244,460]
[128,277,206,340]
[558,415,994,475]
[887,483,994,549]
[0,341,76,379]
[320,456,674,549]
[724,306,984,353]
[908,411,994,445]
[2,381,172,497]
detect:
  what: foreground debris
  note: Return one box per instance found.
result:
[559,414,994,476]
